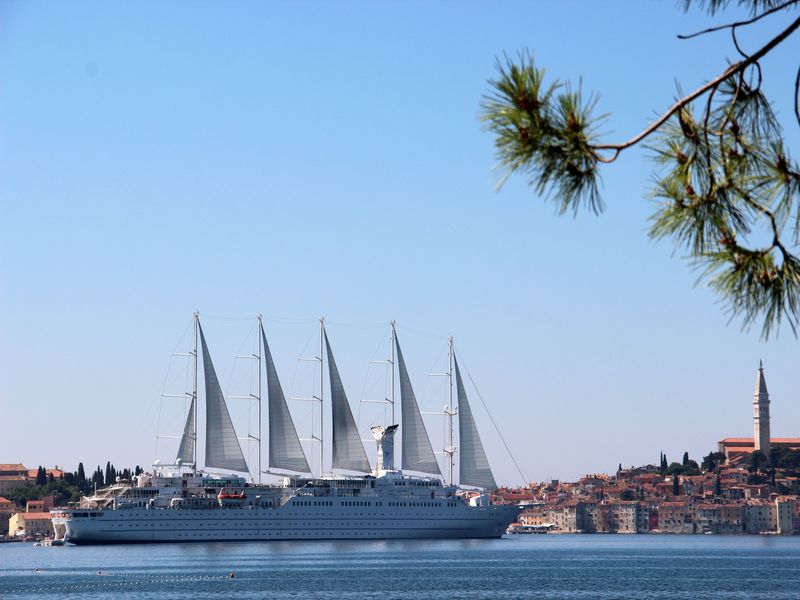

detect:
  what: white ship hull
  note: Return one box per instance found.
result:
[55,503,519,544]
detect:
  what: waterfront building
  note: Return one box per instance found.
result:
[694,504,721,533]
[743,502,774,534]
[609,502,638,533]
[775,497,793,534]
[658,501,692,533]
[719,504,745,534]
[0,497,14,536]
[635,503,650,533]
[518,506,548,527]
[7,511,52,539]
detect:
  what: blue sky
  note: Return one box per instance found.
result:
[1,1,799,484]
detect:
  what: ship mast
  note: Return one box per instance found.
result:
[192,311,199,474]
[390,321,396,424]
[319,317,325,475]
[444,336,456,486]
[256,315,263,484]
[370,321,396,424]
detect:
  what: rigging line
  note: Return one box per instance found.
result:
[420,342,447,411]
[357,328,390,427]
[198,312,256,322]
[395,323,448,340]
[287,326,317,404]
[225,320,258,397]
[261,315,319,324]
[324,320,387,329]
[456,348,530,486]
[160,317,194,391]
[151,316,194,463]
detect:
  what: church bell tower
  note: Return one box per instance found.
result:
[753,361,771,456]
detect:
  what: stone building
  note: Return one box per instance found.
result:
[718,363,800,463]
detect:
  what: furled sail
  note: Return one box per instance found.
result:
[394,334,441,475]
[199,323,249,473]
[454,356,497,490]
[261,326,311,474]
[324,331,372,473]
[175,396,196,466]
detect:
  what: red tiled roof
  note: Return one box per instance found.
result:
[26,469,64,479]
[719,437,800,445]
[19,512,51,520]
[0,464,27,471]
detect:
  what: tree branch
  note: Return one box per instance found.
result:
[677,0,800,40]
[795,64,800,127]
[592,14,800,158]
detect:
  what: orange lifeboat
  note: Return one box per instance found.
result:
[218,488,247,501]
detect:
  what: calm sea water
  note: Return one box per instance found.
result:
[2,535,800,599]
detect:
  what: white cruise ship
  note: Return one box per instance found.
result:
[51,316,520,543]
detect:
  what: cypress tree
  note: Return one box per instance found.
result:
[36,466,47,486]
[682,452,690,466]
[77,462,86,491]
[93,465,104,487]
[672,475,680,496]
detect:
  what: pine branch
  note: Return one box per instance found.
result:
[677,0,799,39]
[591,15,800,160]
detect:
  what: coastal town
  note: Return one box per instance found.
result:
[3,363,799,540]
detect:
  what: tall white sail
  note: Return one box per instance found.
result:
[175,398,196,466]
[200,323,249,473]
[324,331,372,474]
[394,334,441,475]
[261,326,311,474]
[455,356,497,490]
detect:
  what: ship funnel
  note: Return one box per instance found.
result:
[371,424,399,472]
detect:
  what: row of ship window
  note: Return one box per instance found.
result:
[389,501,457,508]
[291,500,458,508]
